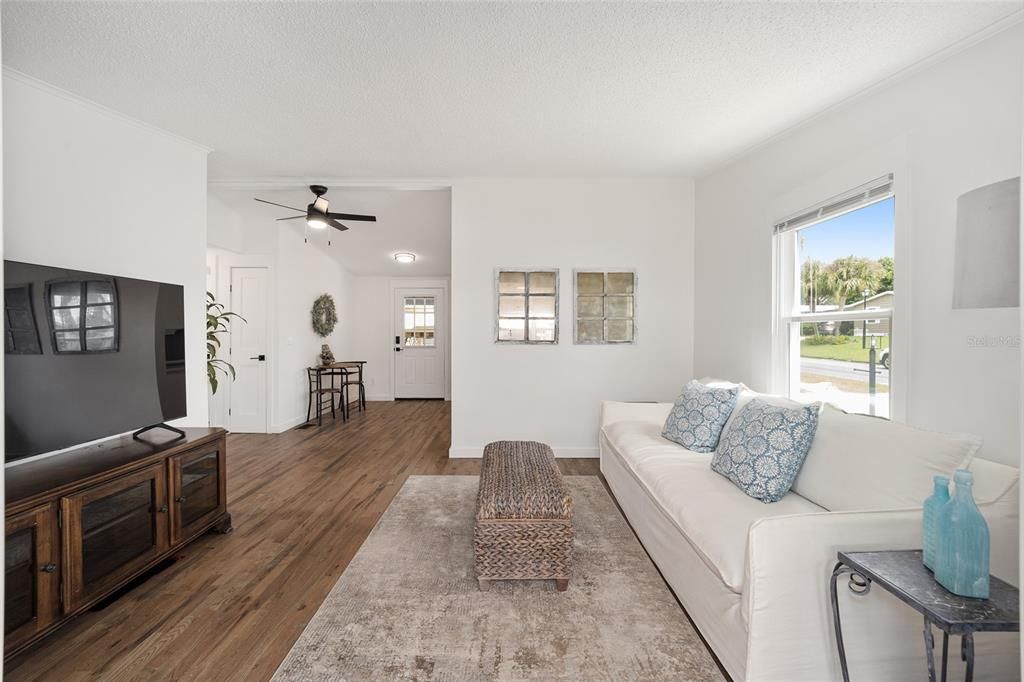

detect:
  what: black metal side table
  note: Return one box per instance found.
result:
[830,550,1018,682]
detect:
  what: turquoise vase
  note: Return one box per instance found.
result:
[935,469,990,598]
[922,475,949,571]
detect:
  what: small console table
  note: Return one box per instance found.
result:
[4,428,230,659]
[830,550,1019,682]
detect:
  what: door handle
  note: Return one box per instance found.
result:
[41,563,57,573]
[394,347,403,352]
[250,354,266,361]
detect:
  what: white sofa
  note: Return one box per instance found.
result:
[599,388,1020,682]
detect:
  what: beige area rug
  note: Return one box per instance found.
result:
[272,475,724,681]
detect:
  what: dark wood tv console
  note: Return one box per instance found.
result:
[4,427,230,659]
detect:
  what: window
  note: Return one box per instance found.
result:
[774,175,894,417]
[496,270,558,343]
[403,296,436,347]
[46,279,119,353]
[4,284,42,355]
[574,270,636,344]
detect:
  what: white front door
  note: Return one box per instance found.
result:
[228,266,269,432]
[394,289,445,399]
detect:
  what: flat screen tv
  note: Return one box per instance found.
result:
[4,260,187,462]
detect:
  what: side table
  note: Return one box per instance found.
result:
[830,550,1018,682]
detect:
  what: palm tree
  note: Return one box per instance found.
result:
[822,256,883,334]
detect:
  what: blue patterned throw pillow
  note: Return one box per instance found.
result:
[661,380,740,452]
[711,399,821,503]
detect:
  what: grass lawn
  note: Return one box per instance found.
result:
[800,335,889,363]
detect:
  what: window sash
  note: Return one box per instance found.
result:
[785,308,893,325]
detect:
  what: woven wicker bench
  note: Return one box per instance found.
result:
[474,440,574,592]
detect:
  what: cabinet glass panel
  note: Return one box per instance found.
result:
[81,480,155,587]
[5,527,36,634]
[180,452,220,527]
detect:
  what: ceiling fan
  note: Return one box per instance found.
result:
[254,185,376,232]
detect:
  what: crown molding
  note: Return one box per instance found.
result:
[207,177,453,191]
[3,67,213,154]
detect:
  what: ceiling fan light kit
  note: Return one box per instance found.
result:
[254,185,377,242]
[394,252,416,264]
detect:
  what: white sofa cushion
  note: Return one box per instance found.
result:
[602,421,825,593]
[792,405,981,511]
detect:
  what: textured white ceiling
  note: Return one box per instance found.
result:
[3,2,1022,178]
[213,186,452,277]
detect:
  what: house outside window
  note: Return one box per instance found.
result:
[774,175,894,418]
[46,279,119,353]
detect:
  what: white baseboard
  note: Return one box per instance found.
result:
[366,394,394,402]
[272,415,307,433]
[449,445,599,459]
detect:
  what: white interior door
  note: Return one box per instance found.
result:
[394,289,445,399]
[228,266,269,432]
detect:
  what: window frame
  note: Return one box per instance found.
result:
[494,268,559,344]
[45,278,120,354]
[772,176,896,418]
[572,269,638,345]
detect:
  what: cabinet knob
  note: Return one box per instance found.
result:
[157,505,169,513]
[41,563,57,573]
[175,496,187,503]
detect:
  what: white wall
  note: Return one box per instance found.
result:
[449,178,694,457]
[207,190,358,432]
[4,70,210,431]
[694,25,1023,465]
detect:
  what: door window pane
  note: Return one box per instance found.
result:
[403,296,436,347]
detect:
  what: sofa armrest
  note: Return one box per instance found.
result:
[599,400,672,430]
[743,508,923,681]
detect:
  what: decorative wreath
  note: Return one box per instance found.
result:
[311,293,338,337]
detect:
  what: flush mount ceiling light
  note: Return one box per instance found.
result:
[394,252,416,264]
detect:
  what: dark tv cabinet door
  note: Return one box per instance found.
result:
[61,463,169,612]
[5,504,60,652]
[169,444,226,545]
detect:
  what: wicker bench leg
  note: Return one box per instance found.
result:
[478,578,491,591]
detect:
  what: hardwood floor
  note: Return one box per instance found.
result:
[5,400,599,681]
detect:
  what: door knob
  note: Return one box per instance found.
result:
[394,347,403,352]
[157,505,168,513]
[250,354,266,361]
[175,496,187,503]
[41,563,57,573]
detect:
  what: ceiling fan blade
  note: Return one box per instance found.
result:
[276,215,306,221]
[254,198,305,212]
[326,212,376,222]
[326,218,349,232]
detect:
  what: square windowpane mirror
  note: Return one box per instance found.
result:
[87,282,114,304]
[606,272,635,294]
[52,307,80,330]
[529,319,556,342]
[576,272,604,295]
[577,319,604,343]
[605,295,633,318]
[529,295,555,318]
[577,296,603,318]
[498,295,526,318]
[55,330,81,352]
[606,318,634,343]
[85,328,115,351]
[497,318,526,341]
[85,304,114,328]
[528,271,556,294]
[498,272,526,294]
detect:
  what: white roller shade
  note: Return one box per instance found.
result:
[774,174,894,234]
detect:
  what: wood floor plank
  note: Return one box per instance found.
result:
[5,400,599,681]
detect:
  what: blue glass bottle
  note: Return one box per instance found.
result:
[922,475,949,570]
[935,469,990,599]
